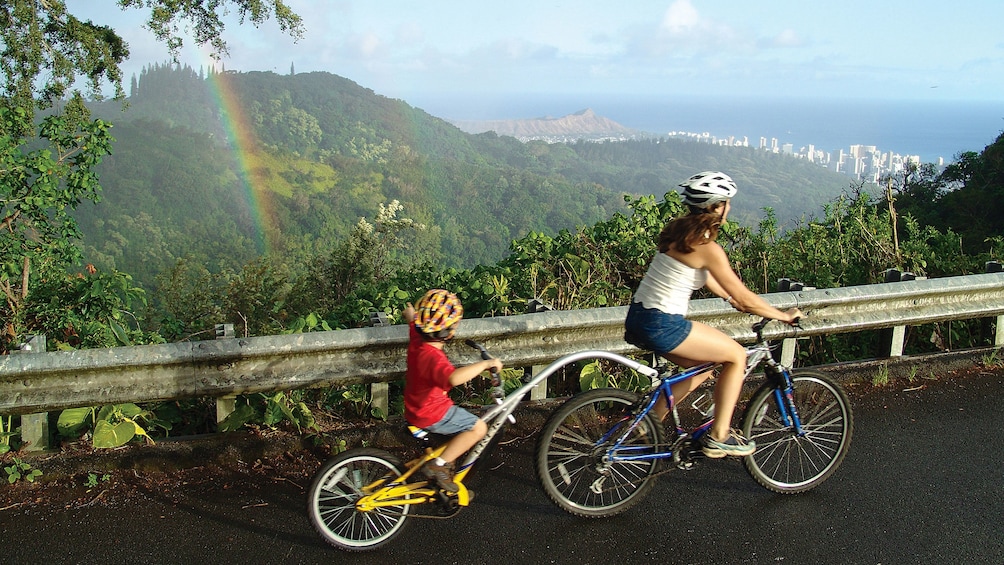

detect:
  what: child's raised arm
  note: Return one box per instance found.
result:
[449,358,503,387]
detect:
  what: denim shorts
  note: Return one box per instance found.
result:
[623,301,693,356]
[425,405,480,435]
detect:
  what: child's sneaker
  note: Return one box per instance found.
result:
[422,461,458,492]
[701,430,756,458]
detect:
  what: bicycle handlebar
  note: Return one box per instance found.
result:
[752,316,802,342]
[464,339,504,400]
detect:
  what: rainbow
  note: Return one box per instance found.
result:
[204,65,275,255]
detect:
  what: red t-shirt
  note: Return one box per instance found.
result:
[404,325,456,428]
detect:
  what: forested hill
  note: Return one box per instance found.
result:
[80,63,854,289]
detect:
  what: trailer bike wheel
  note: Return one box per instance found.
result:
[535,387,663,518]
[741,370,853,493]
[307,447,411,551]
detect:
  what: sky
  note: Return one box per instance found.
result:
[66,0,1004,120]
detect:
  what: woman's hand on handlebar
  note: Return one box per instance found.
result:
[782,308,804,326]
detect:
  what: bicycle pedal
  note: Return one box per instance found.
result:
[432,490,465,517]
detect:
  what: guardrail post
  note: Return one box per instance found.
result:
[214,324,237,424]
[524,299,553,401]
[368,312,390,416]
[776,279,813,366]
[14,336,49,451]
[987,262,1003,346]
[878,270,917,357]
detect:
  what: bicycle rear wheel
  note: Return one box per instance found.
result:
[741,370,853,493]
[307,448,410,551]
[535,388,663,518]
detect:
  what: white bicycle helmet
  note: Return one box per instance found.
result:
[679,171,738,209]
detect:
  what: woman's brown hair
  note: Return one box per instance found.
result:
[657,208,723,254]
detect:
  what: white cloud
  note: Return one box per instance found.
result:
[770,29,805,48]
[355,32,383,58]
[395,22,425,45]
[661,0,700,33]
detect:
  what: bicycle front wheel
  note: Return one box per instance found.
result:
[535,388,663,518]
[741,370,853,494]
[307,448,410,551]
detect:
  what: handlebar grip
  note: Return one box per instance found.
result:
[464,339,490,360]
[466,339,502,387]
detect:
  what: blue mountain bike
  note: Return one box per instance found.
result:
[535,318,853,518]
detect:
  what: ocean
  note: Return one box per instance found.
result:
[415,94,1004,165]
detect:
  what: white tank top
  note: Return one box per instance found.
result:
[632,252,707,315]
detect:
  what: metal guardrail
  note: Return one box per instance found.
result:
[2,272,1002,421]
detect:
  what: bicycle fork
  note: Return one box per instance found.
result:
[761,364,807,437]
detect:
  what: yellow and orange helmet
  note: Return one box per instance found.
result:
[414,289,463,338]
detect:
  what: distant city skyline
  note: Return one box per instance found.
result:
[68,0,1004,104]
[665,130,938,182]
[513,120,940,183]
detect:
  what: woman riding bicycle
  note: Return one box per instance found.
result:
[624,171,802,458]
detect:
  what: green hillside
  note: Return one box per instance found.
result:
[79,64,854,290]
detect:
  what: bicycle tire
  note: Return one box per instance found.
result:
[741,370,853,494]
[307,447,410,551]
[535,387,663,518]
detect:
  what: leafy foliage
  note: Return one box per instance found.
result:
[56,403,164,448]
[1,1,302,353]
[894,133,1004,257]
[218,391,319,434]
[4,457,42,484]
[0,415,18,455]
[0,106,116,351]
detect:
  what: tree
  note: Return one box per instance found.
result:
[0,1,302,351]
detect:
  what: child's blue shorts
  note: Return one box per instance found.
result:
[425,405,479,435]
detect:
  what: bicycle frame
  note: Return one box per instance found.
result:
[603,339,807,466]
[354,350,658,510]
[461,350,659,471]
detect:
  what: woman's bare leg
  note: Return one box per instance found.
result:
[650,358,713,422]
[666,321,747,441]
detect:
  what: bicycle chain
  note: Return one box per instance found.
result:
[361,507,464,520]
[587,438,702,494]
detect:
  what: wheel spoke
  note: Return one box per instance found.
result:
[742,372,852,493]
[536,388,663,517]
[308,449,411,551]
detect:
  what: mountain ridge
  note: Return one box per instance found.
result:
[449,108,644,140]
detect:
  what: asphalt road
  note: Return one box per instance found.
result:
[3,369,1003,565]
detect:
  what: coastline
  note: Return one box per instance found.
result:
[416,94,1004,165]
